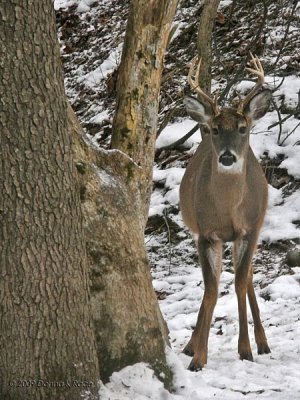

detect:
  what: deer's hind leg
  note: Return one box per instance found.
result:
[233,232,270,362]
[247,268,270,355]
[183,237,222,371]
[233,236,255,361]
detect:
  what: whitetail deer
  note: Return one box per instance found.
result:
[180,54,272,371]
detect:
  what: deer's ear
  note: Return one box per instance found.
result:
[244,89,272,122]
[184,96,213,124]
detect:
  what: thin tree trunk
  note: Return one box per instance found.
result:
[197,0,221,93]
[0,3,99,399]
[111,0,179,225]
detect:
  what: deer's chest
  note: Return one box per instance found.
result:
[196,190,249,242]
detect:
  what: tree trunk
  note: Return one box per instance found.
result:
[70,105,170,385]
[74,0,178,383]
[0,3,99,399]
[111,0,179,225]
[197,0,221,93]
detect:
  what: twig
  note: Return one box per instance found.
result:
[159,152,192,168]
[163,210,173,275]
[296,89,300,115]
[272,76,285,92]
[252,129,272,135]
[279,121,300,146]
[270,98,283,144]
[268,114,292,130]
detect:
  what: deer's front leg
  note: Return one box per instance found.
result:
[234,233,259,362]
[183,238,222,371]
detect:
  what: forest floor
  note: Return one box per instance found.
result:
[55,0,300,398]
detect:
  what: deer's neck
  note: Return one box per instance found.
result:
[209,152,247,205]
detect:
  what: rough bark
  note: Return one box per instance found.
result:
[111,0,179,225]
[0,3,99,399]
[197,0,221,93]
[69,105,170,384]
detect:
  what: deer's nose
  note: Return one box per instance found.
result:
[219,151,237,166]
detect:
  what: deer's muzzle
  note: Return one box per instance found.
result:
[219,151,237,167]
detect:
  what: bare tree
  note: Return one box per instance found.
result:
[197,0,221,93]
[112,0,179,222]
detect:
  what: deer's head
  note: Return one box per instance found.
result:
[184,54,272,173]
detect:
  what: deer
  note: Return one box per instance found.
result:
[179,54,272,371]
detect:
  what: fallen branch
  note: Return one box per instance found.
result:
[157,123,199,152]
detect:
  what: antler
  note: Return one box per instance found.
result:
[237,52,265,114]
[188,57,220,116]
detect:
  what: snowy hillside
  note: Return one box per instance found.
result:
[55,0,300,398]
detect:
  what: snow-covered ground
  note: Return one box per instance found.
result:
[100,263,300,399]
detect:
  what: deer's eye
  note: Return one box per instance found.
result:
[201,125,210,136]
[212,128,219,136]
[239,126,247,135]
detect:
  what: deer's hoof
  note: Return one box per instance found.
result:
[239,350,254,362]
[182,343,194,357]
[258,343,271,355]
[188,358,203,372]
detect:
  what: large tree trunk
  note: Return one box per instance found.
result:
[0,3,99,399]
[197,0,221,93]
[71,0,178,384]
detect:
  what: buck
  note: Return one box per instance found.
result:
[180,54,272,371]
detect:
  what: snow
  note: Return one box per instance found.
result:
[156,119,200,149]
[54,0,75,10]
[88,110,110,124]
[99,363,172,400]
[150,168,186,215]
[262,188,300,242]
[220,0,233,7]
[269,75,300,107]
[268,271,300,300]
[54,0,97,13]
[77,45,122,89]
[93,166,119,189]
[100,260,300,399]
[280,147,300,179]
